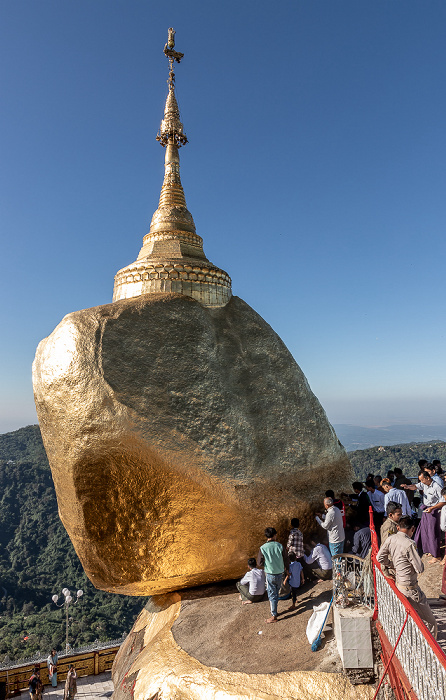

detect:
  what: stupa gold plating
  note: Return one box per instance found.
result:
[113,31,232,308]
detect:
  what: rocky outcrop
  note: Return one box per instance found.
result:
[111,593,373,700]
[33,293,352,595]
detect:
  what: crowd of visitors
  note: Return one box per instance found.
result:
[236,457,446,637]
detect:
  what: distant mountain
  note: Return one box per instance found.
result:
[334,423,446,452]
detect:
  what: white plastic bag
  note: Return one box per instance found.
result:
[440,505,446,532]
[306,601,330,645]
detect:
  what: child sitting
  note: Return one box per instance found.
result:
[236,557,266,605]
[283,552,304,609]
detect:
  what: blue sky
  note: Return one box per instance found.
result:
[1,1,446,433]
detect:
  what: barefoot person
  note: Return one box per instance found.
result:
[403,470,442,562]
[236,557,266,605]
[257,527,288,623]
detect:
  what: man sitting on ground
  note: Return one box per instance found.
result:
[237,557,266,605]
[381,501,403,544]
[377,515,437,638]
[303,534,332,581]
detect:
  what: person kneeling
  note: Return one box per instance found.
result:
[237,557,266,605]
[303,534,333,582]
[283,552,304,609]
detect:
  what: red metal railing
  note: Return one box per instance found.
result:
[369,506,446,700]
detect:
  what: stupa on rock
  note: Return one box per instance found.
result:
[113,30,231,308]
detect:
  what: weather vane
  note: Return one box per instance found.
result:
[156,28,188,148]
[163,28,184,88]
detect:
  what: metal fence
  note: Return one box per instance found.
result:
[332,553,374,610]
[375,565,446,700]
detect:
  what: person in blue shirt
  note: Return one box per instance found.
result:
[283,552,304,609]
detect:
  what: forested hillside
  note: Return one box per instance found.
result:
[0,426,147,662]
[348,440,446,481]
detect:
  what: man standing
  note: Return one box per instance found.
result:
[286,517,304,563]
[47,649,58,688]
[382,478,412,517]
[28,668,41,700]
[377,516,437,638]
[365,477,385,533]
[381,501,403,544]
[403,470,442,560]
[316,497,345,556]
[257,527,288,624]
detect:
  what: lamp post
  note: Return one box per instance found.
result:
[51,588,83,653]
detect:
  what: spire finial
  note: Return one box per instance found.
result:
[157,28,187,148]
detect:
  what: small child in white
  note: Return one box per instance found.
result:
[283,551,304,609]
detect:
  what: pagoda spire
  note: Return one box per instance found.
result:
[113,29,232,308]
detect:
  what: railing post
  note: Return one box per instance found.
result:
[369,505,379,620]
[94,651,99,675]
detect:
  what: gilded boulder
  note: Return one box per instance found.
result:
[32,293,351,595]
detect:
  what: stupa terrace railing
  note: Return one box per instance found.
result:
[0,636,125,693]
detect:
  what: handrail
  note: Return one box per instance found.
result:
[373,555,446,669]
[369,505,446,668]
[369,505,446,699]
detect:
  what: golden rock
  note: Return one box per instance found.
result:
[111,593,374,700]
[33,292,351,595]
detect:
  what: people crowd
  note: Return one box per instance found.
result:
[236,457,446,639]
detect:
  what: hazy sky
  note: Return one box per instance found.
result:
[1,1,446,434]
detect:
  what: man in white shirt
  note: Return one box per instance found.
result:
[315,497,345,556]
[365,477,385,532]
[236,557,266,604]
[403,471,442,561]
[303,534,332,581]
